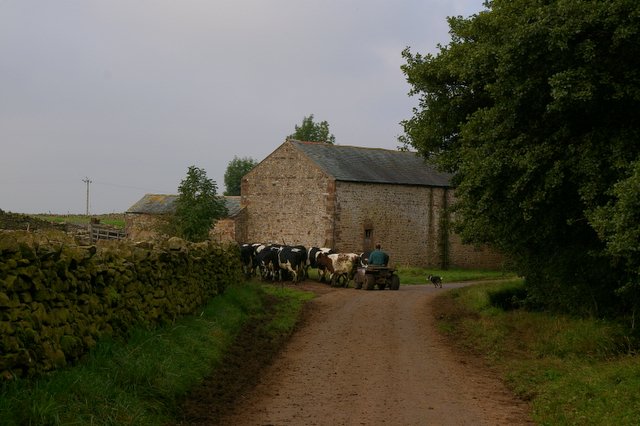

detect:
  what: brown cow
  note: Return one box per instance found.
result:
[316,252,360,287]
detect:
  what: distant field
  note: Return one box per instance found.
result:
[32,214,126,228]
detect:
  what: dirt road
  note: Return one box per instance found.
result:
[219,282,533,425]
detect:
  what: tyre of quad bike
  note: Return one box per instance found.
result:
[365,274,376,290]
[390,274,400,290]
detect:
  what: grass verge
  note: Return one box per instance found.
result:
[396,266,516,285]
[434,279,640,425]
[0,282,313,425]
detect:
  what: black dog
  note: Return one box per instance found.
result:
[427,274,443,288]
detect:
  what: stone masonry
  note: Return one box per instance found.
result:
[241,141,335,247]
[240,140,504,270]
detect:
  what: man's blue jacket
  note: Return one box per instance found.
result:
[368,249,389,266]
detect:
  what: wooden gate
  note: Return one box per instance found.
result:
[90,224,126,243]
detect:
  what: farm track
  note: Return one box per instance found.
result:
[210,281,533,426]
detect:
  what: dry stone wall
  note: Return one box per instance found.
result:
[0,230,242,381]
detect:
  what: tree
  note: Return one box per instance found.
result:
[287,114,336,144]
[400,0,640,315]
[224,156,258,196]
[168,166,227,242]
[590,159,640,326]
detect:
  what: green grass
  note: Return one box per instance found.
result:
[0,282,313,426]
[32,214,126,228]
[396,265,516,285]
[261,284,315,335]
[435,279,640,425]
[304,264,513,286]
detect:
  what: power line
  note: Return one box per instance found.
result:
[91,180,172,193]
[1,177,171,194]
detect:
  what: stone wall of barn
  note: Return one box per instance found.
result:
[239,141,504,269]
[447,232,505,269]
[240,142,335,247]
[209,209,247,244]
[332,182,445,267]
[127,210,245,245]
[125,213,164,242]
[333,181,504,269]
[210,218,235,243]
[437,189,505,270]
[231,207,248,243]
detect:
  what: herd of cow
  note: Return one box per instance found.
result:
[239,243,368,287]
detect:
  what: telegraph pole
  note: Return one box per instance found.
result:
[82,177,92,216]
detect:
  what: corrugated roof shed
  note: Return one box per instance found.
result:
[290,140,452,187]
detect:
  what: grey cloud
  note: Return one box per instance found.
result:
[1,0,486,214]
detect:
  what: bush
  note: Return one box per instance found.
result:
[488,284,528,311]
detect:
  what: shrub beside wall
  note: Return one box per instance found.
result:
[0,230,242,380]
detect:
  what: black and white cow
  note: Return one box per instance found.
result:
[277,245,307,283]
[254,244,281,281]
[359,251,371,267]
[239,243,257,277]
[306,247,336,282]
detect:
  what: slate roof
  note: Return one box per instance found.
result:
[127,194,241,216]
[223,196,242,216]
[127,194,177,214]
[289,140,452,187]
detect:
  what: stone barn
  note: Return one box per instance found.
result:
[240,140,503,269]
[125,194,242,243]
[125,194,177,242]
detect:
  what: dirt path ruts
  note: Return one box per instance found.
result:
[220,282,533,425]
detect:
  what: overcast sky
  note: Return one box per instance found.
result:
[1,0,486,214]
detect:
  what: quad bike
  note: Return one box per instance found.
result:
[353,265,400,290]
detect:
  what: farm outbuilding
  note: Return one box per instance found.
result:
[125,194,242,243]
[239,140,503,269]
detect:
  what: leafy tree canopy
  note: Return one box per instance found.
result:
[168,166,227,242]
[400,0,640,315]
[287,114,336,144]
[224,156,257,196]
